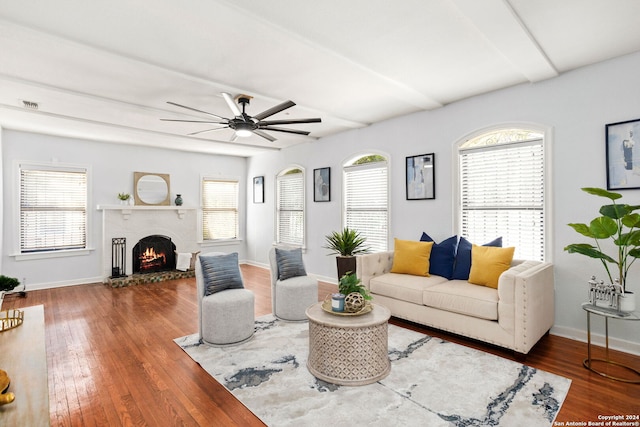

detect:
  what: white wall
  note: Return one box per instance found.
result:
[246,51,640,351]
[1,130,247,289]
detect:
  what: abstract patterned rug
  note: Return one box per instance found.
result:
[175,315,571,427]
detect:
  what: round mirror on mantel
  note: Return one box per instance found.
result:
[133,172,170,206]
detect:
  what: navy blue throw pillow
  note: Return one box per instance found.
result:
[275,247,307,281]
[200,252,244,296]
[420,233,458,279]
[451,236,502,280]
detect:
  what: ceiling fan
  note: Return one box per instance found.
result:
[161,93,322,142]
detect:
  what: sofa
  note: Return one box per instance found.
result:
[355,237,555,354]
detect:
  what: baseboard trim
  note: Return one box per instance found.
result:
[551,325,640,356]
[20,276,105,291]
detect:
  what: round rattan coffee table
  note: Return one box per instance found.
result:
[305,302,391,386]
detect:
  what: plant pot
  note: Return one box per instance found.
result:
[619,291,635,312]
[336,256,356,281]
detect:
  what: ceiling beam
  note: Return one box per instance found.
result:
[452,0,558,82]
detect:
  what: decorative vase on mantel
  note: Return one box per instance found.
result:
[174,194,183,206]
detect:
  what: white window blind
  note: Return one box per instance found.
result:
[276,172,304,246]
[20,165,87,253]
[459,139,545,261]
[202,179,238,240]
[344,161,388,252]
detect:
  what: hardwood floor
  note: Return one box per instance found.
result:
[2,264,639,426]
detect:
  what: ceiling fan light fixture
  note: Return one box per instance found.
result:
[234,121,254,137]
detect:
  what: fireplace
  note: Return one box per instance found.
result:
[132,235,176,274]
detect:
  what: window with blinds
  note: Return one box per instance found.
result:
[459,135,545,261]
[202,179,238,240]
[276,170,304,246]
[344,159,388,252]
[20,165,88,253]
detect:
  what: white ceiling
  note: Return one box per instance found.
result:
[1,0,640,157]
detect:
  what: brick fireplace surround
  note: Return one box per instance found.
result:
[98,206,200,286]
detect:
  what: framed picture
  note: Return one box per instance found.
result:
[313,167,331,202]
[406,153,435,200]
[253,176,264,203]
[606,118,640,190]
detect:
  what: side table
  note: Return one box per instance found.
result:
[581,303,640,383]
[305,302,391,386]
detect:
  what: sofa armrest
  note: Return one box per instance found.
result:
[498,260,555,353]
[356,251,394,290]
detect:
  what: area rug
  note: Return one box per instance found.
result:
[175,315,571,427]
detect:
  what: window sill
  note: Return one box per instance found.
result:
[12,248,95,261]
[200,239,243,248]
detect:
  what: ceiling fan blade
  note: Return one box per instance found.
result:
[259,118,322,126]
[259,126,310,136]
[187,126,230,136]
[222,92,242,117]
[166,101,228,120]
[160,118,228,124]
[253,100,296,121]
[253,129,278,142]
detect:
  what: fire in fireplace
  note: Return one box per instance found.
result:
[132,235,176,274]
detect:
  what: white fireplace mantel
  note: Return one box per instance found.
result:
[97,205,197,220]
[98,205,200,279]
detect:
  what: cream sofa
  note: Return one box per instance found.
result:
[356,251,555,354]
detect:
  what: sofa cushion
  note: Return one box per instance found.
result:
[468,245,515,288]
[420,233,458,279]
[390,239,433,276]
[423,280,499,320]
[370,273,447,305]
[451,236,502,280]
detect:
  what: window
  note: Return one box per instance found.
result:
[457,129,546,261]
[343,154,389,252]
[202,178,238,240]
[20,164,87,253]
[276,168,305,246]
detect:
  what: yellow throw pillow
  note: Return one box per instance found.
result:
[468,244,515,288]
[390,239,433,276]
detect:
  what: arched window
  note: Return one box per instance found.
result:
[276,167,305,246]
[343,154,388,252]
[456,128,547,261]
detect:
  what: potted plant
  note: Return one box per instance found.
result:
[323,227,370,280]
[118,192,131,205]
[337,272,371,313]
[338,271,372,300]
[0,275,19,293]
[564,187,640,311]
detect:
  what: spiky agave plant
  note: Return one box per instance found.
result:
[323,227,370,256]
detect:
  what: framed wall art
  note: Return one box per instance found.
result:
[406,153,435,200]
[313,167,331,202]
[253,176,264,203]
[606,118,640,190]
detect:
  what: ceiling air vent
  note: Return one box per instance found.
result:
[22,100,39,110]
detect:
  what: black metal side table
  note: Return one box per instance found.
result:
[581,303,640,383]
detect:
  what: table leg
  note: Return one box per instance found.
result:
[582,308,640,383]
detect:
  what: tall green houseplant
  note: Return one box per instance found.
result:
[564,187,640,296]
[323,227,370,280]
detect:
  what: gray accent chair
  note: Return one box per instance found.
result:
[196,252,255,346]
[268,247,318,321]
